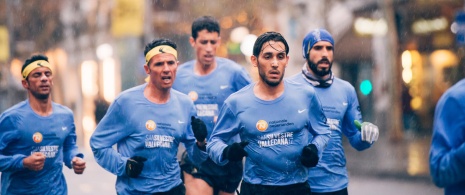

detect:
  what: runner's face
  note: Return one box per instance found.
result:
[22,67,53,100]
[252,41,288,87]
[190,29,221,66]
[145,53,178,91]
[307,41,333,77]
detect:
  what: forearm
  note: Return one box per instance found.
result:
[92,147,128,176]
[207,138,229,166]
[0,154,27,172]
[430,142,465,187]
[348,132,372,151]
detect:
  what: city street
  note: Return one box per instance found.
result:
[63,151,443,195]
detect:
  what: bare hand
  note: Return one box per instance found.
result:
[23,152,46,171]
[72,156,86,174]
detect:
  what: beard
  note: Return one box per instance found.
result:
[258,69,283,87]
[30,89,50,100]
[308,58,332,77]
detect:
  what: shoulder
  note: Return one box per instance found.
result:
[286,79,316,95]
[0,101,28,120]
[439,79,465,105]
[225,83,253,103]
[114,84,145,104]
[52,102,74,115]
[171,89,194,105]
[177,60,195,72]
[216,57,246,72]
[286,73,305,83]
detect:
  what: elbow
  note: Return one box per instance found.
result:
[431,174,447,188]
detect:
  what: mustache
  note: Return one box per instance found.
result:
[318,59,330,64]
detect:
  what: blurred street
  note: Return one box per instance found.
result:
[63,147,443,195]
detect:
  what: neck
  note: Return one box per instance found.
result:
[28,96,52,116]
[144,84,170,104]
[306,64,330,80]
[253,80,285,101]
[194,60,216,76]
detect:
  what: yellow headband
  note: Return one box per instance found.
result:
[22,60,52,79]
[145,45,178,62]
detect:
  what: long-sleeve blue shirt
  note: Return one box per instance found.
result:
[429,78,465,195]
[172,57,252,176]
[287,73,372,192]
[207,80,330,186]
[0,101,82,195]
[90,84,207,194]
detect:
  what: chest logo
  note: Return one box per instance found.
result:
[256,120,268,132]
[32,132,43,143]
[220,85,229,89]
[188,91,198,101]
[146,120,156,131]
[298,109,306,113]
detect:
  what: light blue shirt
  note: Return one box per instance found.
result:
[207,80,330,186]
[173,57,251,176]
[429,78,465,195]
[0,101,81,195]
[90,84,207,194]
[288,73,372,192]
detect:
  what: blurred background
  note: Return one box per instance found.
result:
[1,0,464,194]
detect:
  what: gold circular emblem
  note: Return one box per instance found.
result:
[146,120,156,131]
[188,91,198,101]
[256,120,268,132]
[32,132,43,143]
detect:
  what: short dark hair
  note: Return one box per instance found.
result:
[143,38,177,57]
[22,54,49,74]
[191,16,220,40]
[252,32,289,57]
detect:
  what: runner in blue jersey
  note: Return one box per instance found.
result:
[0,54,86,194]
[90,39,208,195]
[172,16,251,195]
[207,32,331,195]
[429,78,465,195]
[288,28,379,195]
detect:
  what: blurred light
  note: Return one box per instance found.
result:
[412,17,448,34]
[451,22,458,34]
[230,26,250,43]
[402,69,413,84]
[240,34,257,57]
[102,58,116,102]
[9,58,23,81]
[220,17,233,29]
[359,80,372,96]
[354,17,387,36]
[81,60,99,97]
[401,50,412,69]
[430,50,458,69]
[401,50,412,84]
[410,97,422,110]
[82,115,96,133]
[96,43,113,60]
[236,11,248,24]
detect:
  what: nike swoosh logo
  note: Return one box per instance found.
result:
[220,85,229,89]
[61,126,67,131]
[343,102,348,106]
[298,109,306,113]
[178,120,185,124]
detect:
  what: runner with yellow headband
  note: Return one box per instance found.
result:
[0,54,86,194]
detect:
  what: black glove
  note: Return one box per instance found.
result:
[301,144,319,167]
[191,116,207,142]
[222,141,249,162]
[125,156,147,178]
